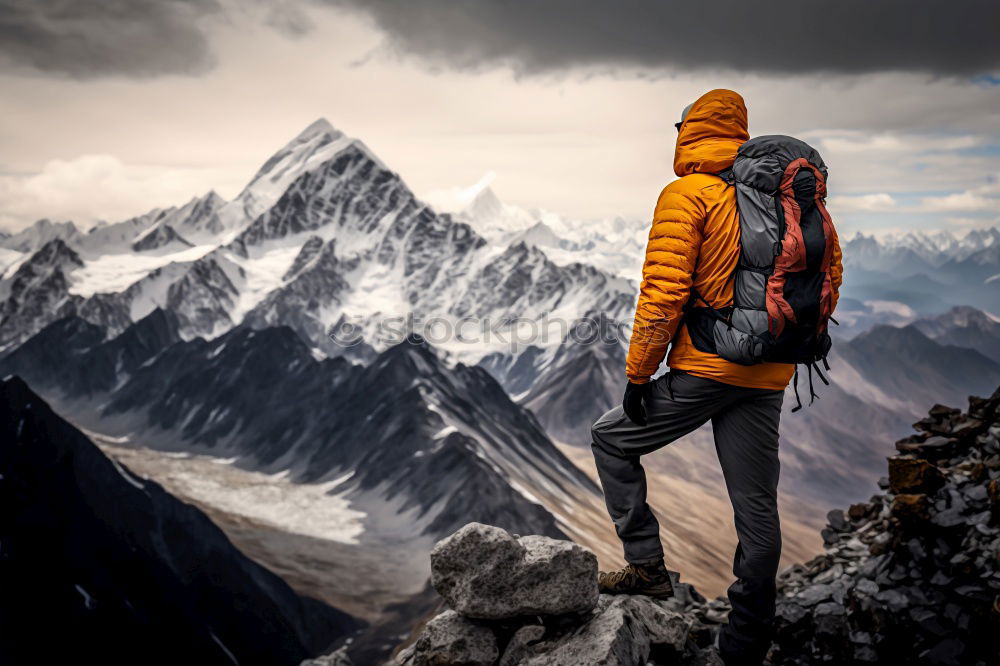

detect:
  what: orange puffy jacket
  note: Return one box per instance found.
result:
[625,89,843,390]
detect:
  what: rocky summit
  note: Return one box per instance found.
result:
[367,385,1000,666]
[398,523,727,665]
[768,386,1000,665]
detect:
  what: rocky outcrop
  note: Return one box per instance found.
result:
[397,523,725,666]
[430,524,599,618]
[392,386,1000,666]
[769,387,1000,665]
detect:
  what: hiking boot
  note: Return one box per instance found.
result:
[598,560,674,599]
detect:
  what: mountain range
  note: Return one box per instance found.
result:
[0,119,632,364]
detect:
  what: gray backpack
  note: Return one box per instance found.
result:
[682,135,839,410]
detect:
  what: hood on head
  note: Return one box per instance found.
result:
[673,89,749,177]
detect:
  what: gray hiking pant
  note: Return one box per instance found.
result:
[591,369,784,663]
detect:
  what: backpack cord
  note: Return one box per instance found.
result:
[791,365,803,413]
[807,364,818,405]
[812,361,830,386]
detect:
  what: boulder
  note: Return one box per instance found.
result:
[402,610,498,666]
[498,625,546,666]
[827,509,848,531]
[431,523,598,619]
[888,457,945,494]
[890,494,929,527]
[511,596,650,666]
[928,404,960,418]
[847,502,872,521]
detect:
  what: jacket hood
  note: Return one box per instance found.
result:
[673,89,749,177]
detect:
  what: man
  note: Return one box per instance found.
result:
[590,89,843,665]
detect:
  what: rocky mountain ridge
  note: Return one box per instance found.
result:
[0,376,360,665]
[0,312,600,548]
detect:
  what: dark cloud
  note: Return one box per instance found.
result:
[325,0,1000,76]
[0,0,221,78]
[0,0,313,79]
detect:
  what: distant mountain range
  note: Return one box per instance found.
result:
[834,229,1000,335]
[911,305,1000,363]
[0,375,360,665]
[0,119,632,361]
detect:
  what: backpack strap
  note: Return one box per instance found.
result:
[791,365,803,413]
[715,168,736,186]
[683,287,732,327]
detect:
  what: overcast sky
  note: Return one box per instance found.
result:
[1,0,998,236]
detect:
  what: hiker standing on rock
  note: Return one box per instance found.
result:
[591,88,843,666]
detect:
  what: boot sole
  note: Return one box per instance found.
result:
[599,585,675,600]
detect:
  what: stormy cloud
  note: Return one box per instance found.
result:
[0,0,311,78]
[325,0,1000,77]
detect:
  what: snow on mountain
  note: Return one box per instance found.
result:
[214,118,361,237]
[1,314,602,547]
[63,126,634,363]
[3,116,995,365]
[912,305,1000,362]
[131,223,194,252]
[844,227,1000,271]
[836,227,1000,332]
[73,208,169,256]
[0,239,85,347]
[509,220,575,249]
[441,178,649,280]
[0,218,80,253]
[68,244,217,298]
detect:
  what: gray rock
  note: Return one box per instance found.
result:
[301,647,352,666]
[814,562,844,584]
[430,523,599,618]
[875,589,910,612]
[796,583,833,606]
[499,625,546,666]
[965,484,989,502]
[920,435,956,449]
[405,610,498,666]
[621,595,691,652]
[815,601,846,616]
[515,596,650,666]
[776,601,808,624]
[932,507,966,527]
[689,646,725,666]
[968,510,992,525]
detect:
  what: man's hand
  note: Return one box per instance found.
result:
[622,381,652,426]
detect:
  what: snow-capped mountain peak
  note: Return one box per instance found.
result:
[0,218,81,254]
[216,118,359,233]
[465,184,508,223]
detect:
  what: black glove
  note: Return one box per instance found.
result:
[622,381,652,426]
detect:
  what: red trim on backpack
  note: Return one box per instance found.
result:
[767,158,832,337]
